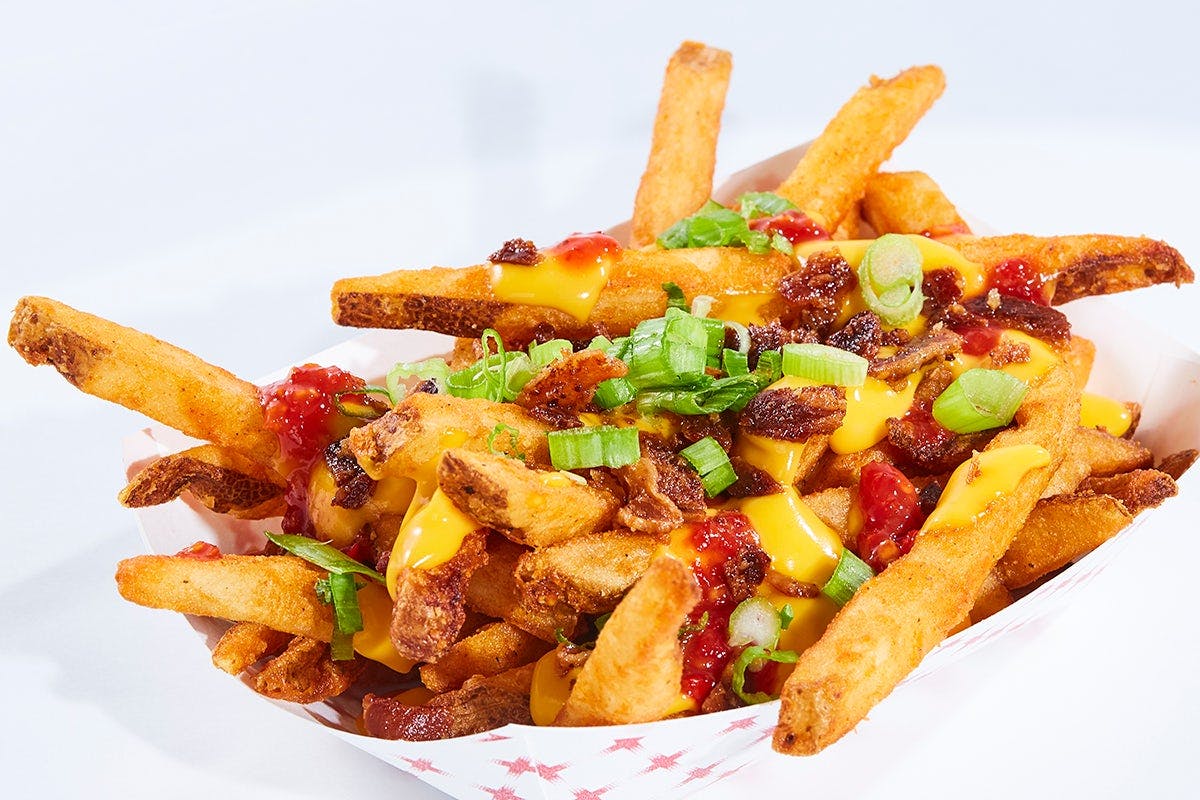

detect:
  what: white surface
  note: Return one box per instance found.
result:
[2,2,1198,798]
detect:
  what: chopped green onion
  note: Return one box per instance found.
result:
[730,646,799,705]
[699,316,725,366]
[723,348,749,377]
[635,374,762,416]
[332,386,390,419]
[858,234,925,326]
[728,597,782,649]
[662,281,688,310]
[487,423,525,461]
[445,349,533,403]
[325,572,364,660]
[593,377,636,409]
[932,368,1028,433]
[770,232,795,256]
[529,338,572,370]
[679,436,729,474]
[624,308,708,389]
[736,191,797,219]
[265,532,384,583]
[690,294,715,318]
[608,336,631,361]
[821,547,875,606]
[754,349,783,383]
[781,343,868,387]
[547,425,641,470]
[586,335,614,353]
[594,612,612,632]
[700,462,737,496]
[385,358,451,405]
[778,603,795,631]
[724,320,751,354]
[656,199,774,254]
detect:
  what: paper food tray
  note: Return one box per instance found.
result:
[120,295,1200,800]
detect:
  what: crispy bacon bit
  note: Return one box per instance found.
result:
[885,366,996,474]
[868,330,963,382]
[922,268,964,309]
[722,542,770,604]
[825,311,883,358]
[411,378,439,395]
[679,414,734,453]
[642,436,707,517]
[988,339,1032,368]
[614,458,686,535]
[765,569,821,598]
[739,386,847,442]
[555,643,592,672]
[935,295,1071,348]
[324,441,375,509]
[725,455,783,498]
[748,321,818,368]
[777,251,857,333]
[488,238,541,266]
[515,349,626,427]
[363,676,533,741]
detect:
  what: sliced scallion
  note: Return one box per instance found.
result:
[529,339,572,370]
[859,234,925,326]
[662,281,688,310]
[724,320,751,354]
[593,377,635,409]
[932,368,1028,434]
[723,348,749,377]
[265,532,384,583]
[730,646,799,705]
[547,425,641,470]
[727,596,782,649]
[781,342,868,387]
[624,308,707,389]
[324,572,363,660]
[635,374,762,416]
[385,358,451,405]
[821,547,875,606]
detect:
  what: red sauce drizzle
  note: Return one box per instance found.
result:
[958,325,1003,357]
[989,258,1050,306]
[258,364,368,533]
[747,209,830,244]
[678,511,760,705]
[544,232,622,266]
[176,541,222,560]
[855,462,926,572]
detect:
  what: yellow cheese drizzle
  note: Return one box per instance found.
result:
[734,487,843,585]
[490,251,614,322]
[763,374,920,456]
[1080,392,1133,436]
[353,581,416,673]
[921,444,1051,531]
[385,486,479,596]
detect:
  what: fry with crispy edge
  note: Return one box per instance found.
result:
[556,556,699,726]
[995,494,1132,590]
[516,530,661,614]
[631,42,732,248]
[774,361,1077,754]
[253,636,366,703]
[119,444,285,517]
[466,534,580,643]
[419,621,552,693]
[212,622,293,674]
[861,171,971,237]
[774,66,946,232]
[9,296,279,464]
[390,530,489,662]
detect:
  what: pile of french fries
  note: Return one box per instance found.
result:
[8,41,1196,757]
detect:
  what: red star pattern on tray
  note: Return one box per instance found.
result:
[720,716,758,734]
[602,736,644,753]
[535,762,569,782]
[676,761,723,787]
[478,732,512,742]
[570,786,613,800]
[494,757,537,777]
[478,785,524,800]
[399,757,446,775]
[639,750,687,774]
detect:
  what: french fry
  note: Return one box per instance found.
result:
[116,554,334,639]
[119,444,285,517]
[861,171,971,237]
[466,534,580,643]
[9,296,278,464]
[419,621,551,693]
[556,557,699,726]
[516,530,660,614]
[438,449,619,547]
[347,391,551,479]
[1063,335,1096,388]
[211,622,293,675]
[949,234,1194,304]
[995,494,1132,590]
[774,66,946,232]
[802,443,889,493]
[1041,426,1153,497]
[775,361,1077,754]
[253,636,366,703]
[1079,469,1178,515]
[630,42,732,247]
[1158,449,1198,481]
[390,530,489,662]
[969,570,1014,623]
[800,488,852,545]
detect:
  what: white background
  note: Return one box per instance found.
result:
[2,1,1198,797]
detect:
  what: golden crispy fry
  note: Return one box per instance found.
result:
[1041,426,1153,497]
[1158,449,1198,481]
[466,534,580,643]
[253,636,366,703]
[630,42,732,247]
[211,622,293,674]
[363,664,535,740]
[438,449,619,547]
[9,297,278,464]
[802,443,889,493]
[1080,469,1177,515]
[419,621,551,693]
[775,66,946,232]
[347,392,551,479]
[116,554,333,639]
[556,557,699,726]
[331,247,793,341]
[861,171,970,237]
[969,570,1015,623]
[948,234,1194,304]
[119,444,285,517]
[1063,335,1096,388]
[390,530,489,662]
[801,488,852,546]
[995,494,1132,590]
[775,362,1077,754]
[516,530,660,614]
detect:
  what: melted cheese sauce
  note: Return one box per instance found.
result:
[385,485,479,595]
[713,291,776,325]
[353,581,417,673]
[948,330,1061,384]
[734,488,842,585]
[490,252,613,322]
[1080,392,1133,436]
[921,444,1051,531]
[766,374,919,456]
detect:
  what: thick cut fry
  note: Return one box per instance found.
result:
[861,171,970,237]
[802,443,890,493]
[211,622,293,674]
[775,362,1077,754]
[802,488,853,546]
[9,297,278,464]
[466,535,580,643]
[363,664,535,740]
[253,636,366,703]
[968,570,1014,623]
[390,530,489,662]
[419,621,551,693]
[1063,335,1096,388]
[347,392,551,479]
[775,66,946,232]
[995,494,1132,590]
[116,554,333,639]
[120,444,285,517]
[1158,449,1199,481]
[1080,469,1177,516]
[516,531,660,614]
[331,247,793,341]
[948,235,1194,304]
[438,449,619,547]
[1042,426,1154,497]
[556,557,699,726]
[630,42,732,247]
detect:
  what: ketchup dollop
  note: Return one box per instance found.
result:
[855,462,926,572]
[989,258,1050,306]
[748,209,830,245]
[958,325,1004,357]
[544,232,622,266]
[176,541,222,560]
